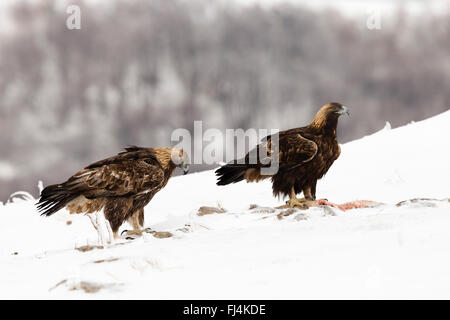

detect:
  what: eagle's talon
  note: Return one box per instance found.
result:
[286,197,307,208]
[143,227,154,234]
[121,230,129,236]
[285,197,319,209]
[122,229,143,237]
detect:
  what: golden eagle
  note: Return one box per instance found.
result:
[37,146,189,243]
[216,102,349,208]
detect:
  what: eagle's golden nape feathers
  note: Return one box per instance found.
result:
[216,102,349,209]
[309,102,349,130]
[36,145,189,245]
[153,147,176,169]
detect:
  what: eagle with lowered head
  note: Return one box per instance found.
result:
[216,102,349,208]
[37,146,190,244]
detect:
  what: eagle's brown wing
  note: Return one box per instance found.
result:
[37,147,167,217]
[265,130,318,171]
[85,146,160,169]
[216,130,317,185]
[65,160,165,199]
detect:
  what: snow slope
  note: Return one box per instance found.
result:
[0,110,449,299]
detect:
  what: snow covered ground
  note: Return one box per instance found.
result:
[1,110,449,299]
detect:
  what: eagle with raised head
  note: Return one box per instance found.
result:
[216,102,349,208]
[37,146,190,244]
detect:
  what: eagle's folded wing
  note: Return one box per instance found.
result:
[64,160,165,198]
[275,132,318,170]
[234,132,317,169]
[85,148,159,169]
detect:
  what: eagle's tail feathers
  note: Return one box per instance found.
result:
[36,184,78,216]
[215,164,247,186]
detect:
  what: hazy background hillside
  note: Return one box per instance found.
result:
[1,0,449,200]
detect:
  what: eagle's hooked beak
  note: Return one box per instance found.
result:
[338,106,350,116]
[182,164,190,175]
